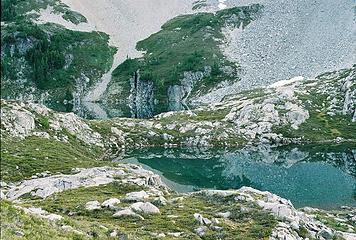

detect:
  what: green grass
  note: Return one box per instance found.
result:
[35,116,50,130]
[0,201,84,240]
[0,135,108,182]
[315,214,350,232]
[109,5,262,103]
[28,182,144,214]
[22,183,277,239]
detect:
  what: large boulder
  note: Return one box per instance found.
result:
[1,105,35,138]
[130,202,160,215]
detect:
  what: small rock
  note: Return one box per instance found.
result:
[194,213,212,225]
[195,226,207,237]
[62,225,83,235]
[110,230,118,237]
[101,198,120,209]
[61,225,74,232]
[318,229,334,240]
[85,201,101,211]
[15,230,25,237]
[216,211,231,219]
[123,191,149,202]
[211,225,223,231]
[153,196,167,206]
[170,196,184,203]
[46,213,63,221]
[113,208,144,220]
[0,190,6,200]
[212,218,220,225]
[167,232,183,237]
[0,181,8,188]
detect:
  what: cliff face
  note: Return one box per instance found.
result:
[129,71,155,118]
[167,67,212,111]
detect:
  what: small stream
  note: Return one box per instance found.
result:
[122,144,356,209]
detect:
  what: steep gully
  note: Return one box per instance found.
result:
[56,0,195,118]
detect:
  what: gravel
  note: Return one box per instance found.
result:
[195,0,355,103]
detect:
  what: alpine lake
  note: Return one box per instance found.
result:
[121,143,356,210]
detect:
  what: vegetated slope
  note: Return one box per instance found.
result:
[104,5,262,118]
[1,201,86,239]
[0,0,116,113]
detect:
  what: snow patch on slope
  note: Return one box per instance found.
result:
[60,0,194,102]
[268,76,304,89]
[36,6,95,32]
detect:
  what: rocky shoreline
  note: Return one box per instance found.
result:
[1,67,355,239]
[1,164,355,239]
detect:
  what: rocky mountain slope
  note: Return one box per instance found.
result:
[1,1,355,239]
[101,0,355,117]
[1,67,354,181]
[196,0,356,103]
[103,5,262,118]
[2,0,354,119]
[1,0,116,116]
[1,68,355,240]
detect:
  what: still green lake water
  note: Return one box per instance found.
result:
[122,144,356,209]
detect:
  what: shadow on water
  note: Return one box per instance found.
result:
[122,144,356,209]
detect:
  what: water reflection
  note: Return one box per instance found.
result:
[123,144,356,209]
[47,100,190,119]
[47,101,131,119]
